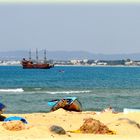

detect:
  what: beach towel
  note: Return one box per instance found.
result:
[4,116,28,124]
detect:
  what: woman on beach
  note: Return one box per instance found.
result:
[0,103,6,121]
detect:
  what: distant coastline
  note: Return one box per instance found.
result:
[0,59,140,67]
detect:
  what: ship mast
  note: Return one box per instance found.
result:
[44,49,47,63]
[36,48,38,63]
[29,49,31,61]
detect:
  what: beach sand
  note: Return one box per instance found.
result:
[0,109,140,140]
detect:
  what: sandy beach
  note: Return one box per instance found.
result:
[0,109,140,140]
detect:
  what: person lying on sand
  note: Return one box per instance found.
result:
[102,106,118,113]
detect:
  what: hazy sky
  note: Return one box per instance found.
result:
[0,0,140,3]
[0,3,140,54]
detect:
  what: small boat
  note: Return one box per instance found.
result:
[48,97,82,112]
[21,49,54,69]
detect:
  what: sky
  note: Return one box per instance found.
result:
[0,1,140,54]
[0,0,140,3]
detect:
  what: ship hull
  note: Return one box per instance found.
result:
[22,64,54,69]
[21,60,54,69]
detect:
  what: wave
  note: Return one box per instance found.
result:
[0,88,24,93]
[46,90,91,94]
[0,88,91,95]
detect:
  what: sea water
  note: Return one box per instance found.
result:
[0,66,140,113]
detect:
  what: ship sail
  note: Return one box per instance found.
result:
[36,48,38,64]
[44,49,47,63]
[29,49,31,61]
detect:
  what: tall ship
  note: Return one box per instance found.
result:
[21,49,54,69]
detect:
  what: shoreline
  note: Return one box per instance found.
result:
[55,64,140,67]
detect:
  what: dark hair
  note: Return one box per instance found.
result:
[0,103,5,110]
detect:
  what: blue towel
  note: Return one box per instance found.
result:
[4,116,28,124]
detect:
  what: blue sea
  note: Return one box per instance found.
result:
[0,66,140,113]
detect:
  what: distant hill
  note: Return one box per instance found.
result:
[0,50,140,60]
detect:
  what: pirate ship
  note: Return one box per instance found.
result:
[21,49,54,69]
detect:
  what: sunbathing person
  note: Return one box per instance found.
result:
[0,103,6,121]
[102,106,118,113]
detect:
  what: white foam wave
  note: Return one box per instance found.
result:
[47,90,91,94]
[0,88,24,93]
[34,88,42,90]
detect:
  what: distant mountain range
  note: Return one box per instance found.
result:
[0,50,140,60]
